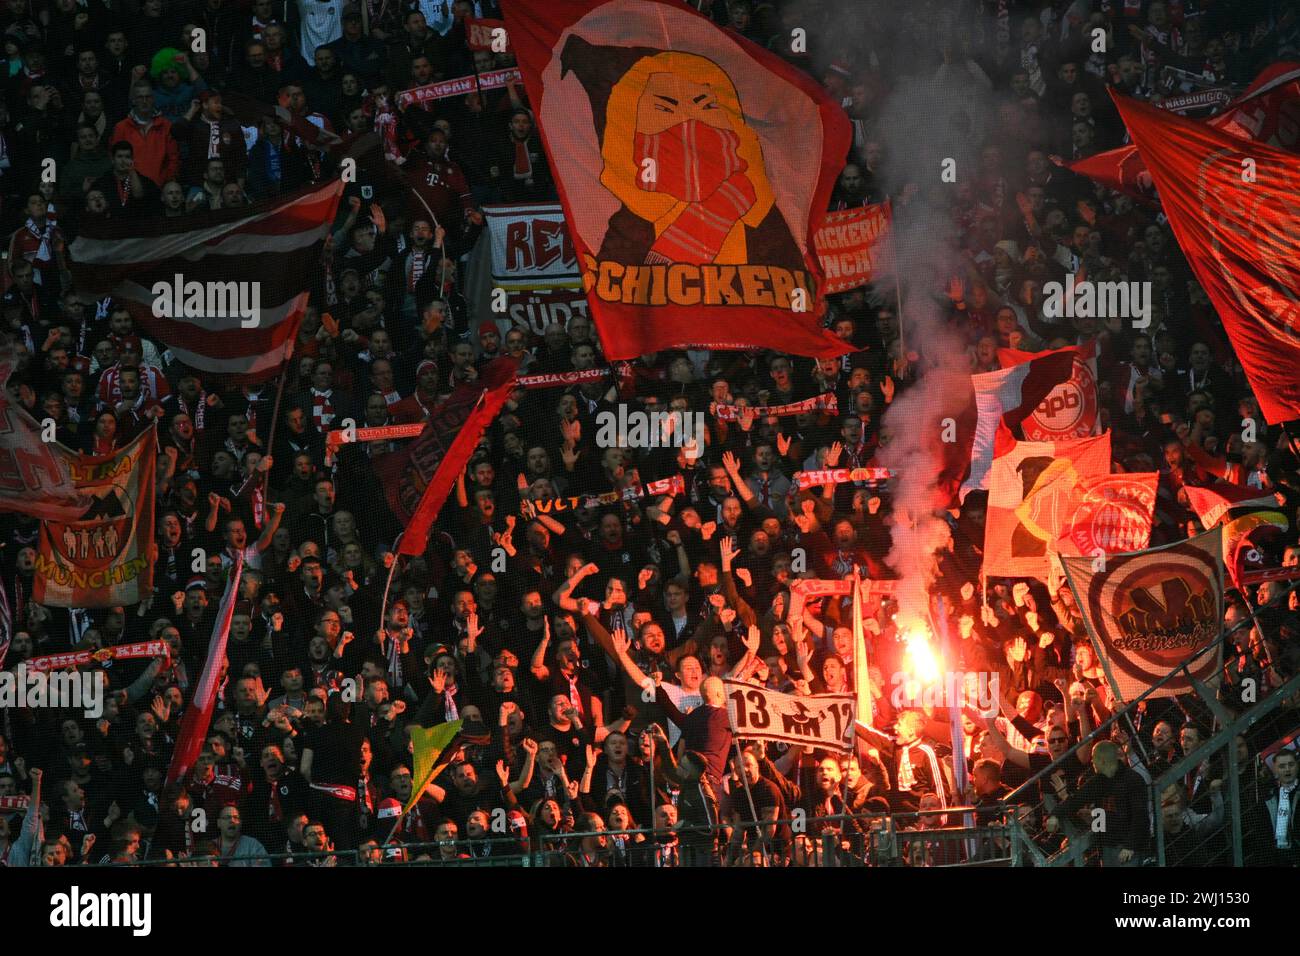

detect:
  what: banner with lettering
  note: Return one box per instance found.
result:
[25,639,170,673]
[33,427,156,608]
[723,680,855,753]
[813,201,892,294]
[467,18,511,52]
[483,203,580,290]
[396,68,523,108]
[520,475,685,517]
[712,393,838,421]
[1061,527,1224,702]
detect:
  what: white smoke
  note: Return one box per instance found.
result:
[871,63,1003,627]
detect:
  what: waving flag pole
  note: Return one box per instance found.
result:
[166,554,244,785]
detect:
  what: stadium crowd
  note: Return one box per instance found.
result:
[1,0,1300,869]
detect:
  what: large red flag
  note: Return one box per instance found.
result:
[501,0,853,360]
[166,554,243,785]
[1066,63,1300,200]
[395,376,518,557]
[377,357,519,547]
[0,355,87,521]
[1113,91,1300,424]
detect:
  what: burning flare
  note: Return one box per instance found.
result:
[899,620,942,688]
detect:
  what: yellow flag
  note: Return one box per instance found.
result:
[403,719,464,815]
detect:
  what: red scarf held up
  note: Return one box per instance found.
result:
[634,120,755,265]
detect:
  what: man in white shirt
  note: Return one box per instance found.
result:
[297,0,344,64]
[1259,750,1299,864]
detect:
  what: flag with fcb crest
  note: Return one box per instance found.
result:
[996,341,1101,443]
[501,0,853,360]
[1061,528,1224,703]
[33,428,156,608]
[1111,90,1300,423]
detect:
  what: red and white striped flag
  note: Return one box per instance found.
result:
[68,181,344,382]
[166,554,243,785]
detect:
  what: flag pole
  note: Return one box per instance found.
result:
[887,200,907,362]
[377,533,403,633]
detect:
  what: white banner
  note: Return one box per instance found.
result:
[483,203,580,290]
[724,680,855,753]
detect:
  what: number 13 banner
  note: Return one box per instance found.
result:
[724,680,856,753]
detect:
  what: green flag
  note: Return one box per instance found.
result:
[403,719,464,815]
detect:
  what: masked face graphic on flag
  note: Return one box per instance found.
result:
[630,70,757,264]
[502,0,852,360]
[567,45,794,273]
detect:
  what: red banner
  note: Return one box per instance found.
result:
[517,367,608,389]
[1113,90,1300,423]
[0,356,87,521]
[325,422,425,458]
[33,428,156,608]
[713,393,838,421]
[166,555,242,785]
[25,639,169,673]
[501,0,853,360]
[376,358,519,553]
[813,201,892,294]
[467,17,510,52]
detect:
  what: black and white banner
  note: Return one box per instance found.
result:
[724,680,855,753]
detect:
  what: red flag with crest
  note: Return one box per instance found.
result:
[1112,90,1300,424]
[1065,62,1300,201]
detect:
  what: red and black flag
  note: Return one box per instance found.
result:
[376,357,519,551]
[501,0,853,360]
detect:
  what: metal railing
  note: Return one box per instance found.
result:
[88,809,1022,867]
[998,578,1300,867]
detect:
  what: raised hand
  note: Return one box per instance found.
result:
[721,450,742,478]
[742,624,761,656]
[825,441,844,467]
[150,694,171,724]
[1007,636,1028,664]
[496,759,510,788]
[776,433,792,457]
[720,536,740,569]
[700,521,717,541]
